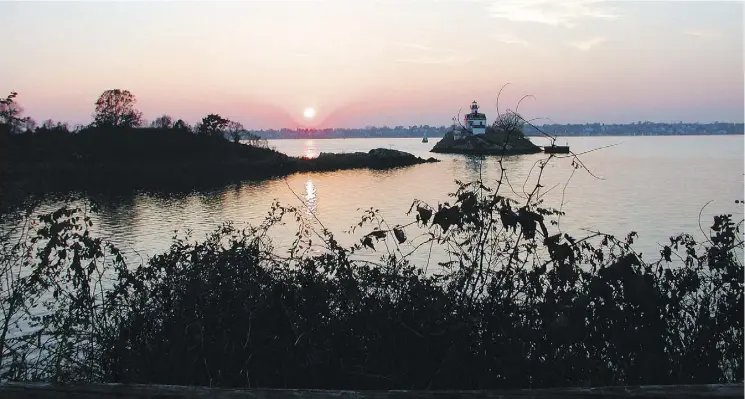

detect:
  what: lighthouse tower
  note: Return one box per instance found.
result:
[464,101,487,134]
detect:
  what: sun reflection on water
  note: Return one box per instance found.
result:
[304,178,317,216]
[303,140,318,159]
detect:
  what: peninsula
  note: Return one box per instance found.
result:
[0,127,437,208]
[0,90,440,210]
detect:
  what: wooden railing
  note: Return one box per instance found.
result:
[0,383,742,398]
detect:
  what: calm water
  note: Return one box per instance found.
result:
[54,136,745,266]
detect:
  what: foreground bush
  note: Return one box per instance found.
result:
[0,173,742,389]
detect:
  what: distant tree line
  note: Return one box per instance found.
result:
[256,125,452,140]
[0,89,267,147]
[523,122,744,137]
[253,121,744,140]
[2,90,742,140]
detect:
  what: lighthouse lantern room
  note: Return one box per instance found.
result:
[464,101,487,135]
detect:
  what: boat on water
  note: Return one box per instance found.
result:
[422,133,428,143]
[543,142,570,154]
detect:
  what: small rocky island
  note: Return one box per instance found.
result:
[431,101,542,156]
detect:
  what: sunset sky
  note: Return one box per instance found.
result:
[1,0,743,129]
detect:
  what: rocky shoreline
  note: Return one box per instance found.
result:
[430,129,542,156]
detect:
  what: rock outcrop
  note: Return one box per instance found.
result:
[431,128,541,156]
[310,148,438,170]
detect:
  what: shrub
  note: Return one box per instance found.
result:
[1,169,741,388]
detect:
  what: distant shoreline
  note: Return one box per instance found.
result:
[251,122,743,140]
[260,132,744,140]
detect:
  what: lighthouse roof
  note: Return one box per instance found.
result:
[465,113,486,119]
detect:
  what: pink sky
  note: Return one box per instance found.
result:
[1,1,742,129]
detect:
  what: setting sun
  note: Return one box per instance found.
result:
[303,107,316,119]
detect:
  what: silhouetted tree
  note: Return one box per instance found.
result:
[23,118,36,133]
[93,89,143,128]
[197,114,230,137]
[0,92,19,122]
[226,121,244,143]
[36,119,70,135]
[245,131,268,148]
[150,115,173,129]
[173,119,190,132]
[0,92,30,134]
[489,111,524,136]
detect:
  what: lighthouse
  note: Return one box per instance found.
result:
[464,101,487,134]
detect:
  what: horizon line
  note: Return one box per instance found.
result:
[250,121,745,131]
